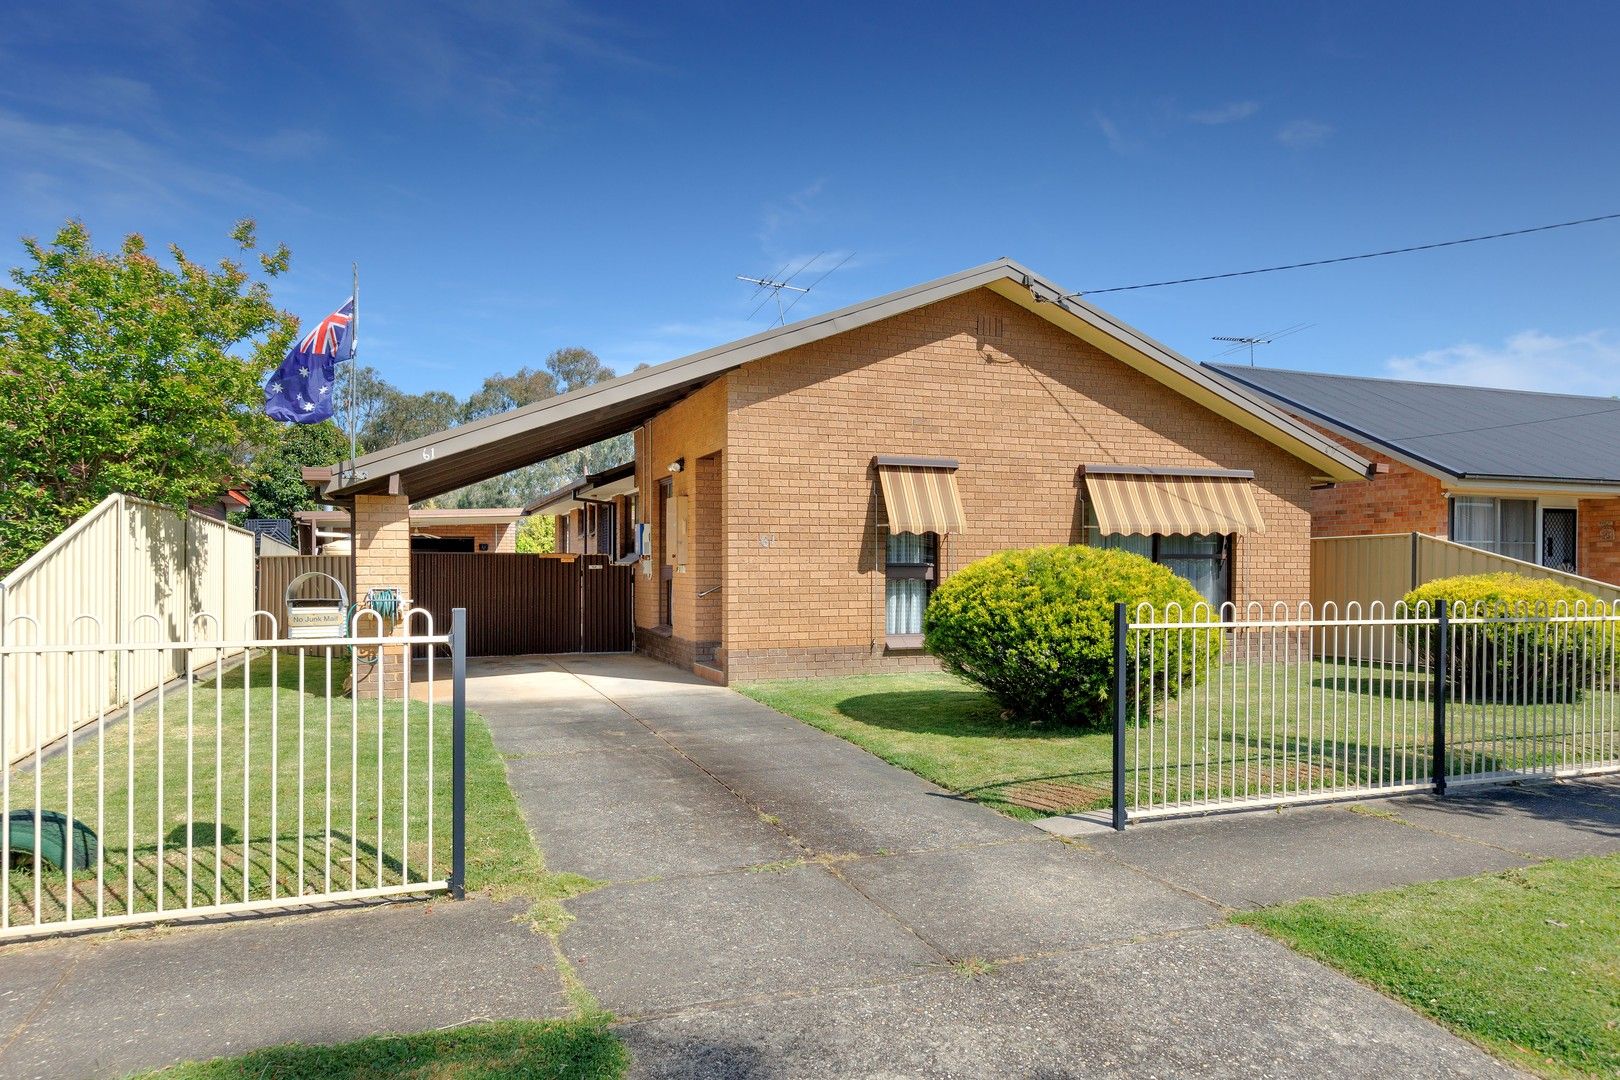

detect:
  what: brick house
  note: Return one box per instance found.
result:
[293,507,522,555]
[1210,365,1620,586]
[526,461,638,559]
[320,260,1371,681]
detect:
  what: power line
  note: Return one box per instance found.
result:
[1068,212,1620,298]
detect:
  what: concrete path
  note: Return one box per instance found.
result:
[0,896,567,1079]
[468,653,1596,1078]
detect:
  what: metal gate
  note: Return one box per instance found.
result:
[1112,601,1620,826]
[0,606,467,940]
[411,553,633,656]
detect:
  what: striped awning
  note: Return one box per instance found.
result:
[1084,467,1266,536]
[875,456,967,534]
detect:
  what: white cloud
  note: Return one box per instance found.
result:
[1276,118,1333,147]
[1093,109,1137,155]
[1385,330,1620,396]
[1188,100,1259,125]
[0,108,297,218]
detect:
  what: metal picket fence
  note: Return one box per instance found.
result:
[1112,600,1620,826]
[0,607,469,940]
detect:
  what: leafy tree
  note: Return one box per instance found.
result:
[544,346,614,393]
[365,386,461,451]
[0,219,294,573]
[515,514,555,554]
[243,421,350,520]
[461,366,558,423]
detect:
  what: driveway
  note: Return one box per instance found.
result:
[467,653,1543,1079]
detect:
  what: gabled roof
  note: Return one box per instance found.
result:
[325,259,1372,502]
[1209,364,1620,489]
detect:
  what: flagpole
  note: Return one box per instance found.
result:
[348,262,359,471]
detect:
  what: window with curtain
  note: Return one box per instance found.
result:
[1450,496,1536,563]
[885,531,937,642]
[1087,508,1231,609]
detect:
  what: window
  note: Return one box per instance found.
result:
[1450,497,1536,563]
[1087,508,1231,609]
[885,531,937,643]
[596,503,616,556]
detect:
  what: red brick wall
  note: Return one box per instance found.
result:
[1298,426,1448,538]
[1578,498,1620,585]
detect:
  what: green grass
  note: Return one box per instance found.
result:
[133,1015,629,1080]
[739,663,1619,818]
[1236,855,1620,1078]
[4,650,544,927]
[737,673,1112,819]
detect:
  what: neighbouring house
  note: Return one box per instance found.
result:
[525,461,639,558]
[293,507,524,555]
[1209,365,1620,585]
[316,259,1372,682]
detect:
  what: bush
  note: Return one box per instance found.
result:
[922,545,1219,728]
[1402,573,1611,703]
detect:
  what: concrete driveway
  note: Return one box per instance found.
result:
[468,653,1544,1079]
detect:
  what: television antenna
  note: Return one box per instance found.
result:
[1211,323,1313,365]
[737,251,855,325]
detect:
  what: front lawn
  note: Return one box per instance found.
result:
[6,650,540,926]
[739,661,1614,818]
[1236,854,1620,1079]
[136,1015,628,1080]
[736,673,1113,819]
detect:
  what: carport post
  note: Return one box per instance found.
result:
[1112,602,1127,831]
[450,606,467,899]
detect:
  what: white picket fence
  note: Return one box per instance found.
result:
[0,495,255,767]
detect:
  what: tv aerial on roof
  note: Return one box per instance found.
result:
[737,251,855,326]
[1211,323,1314,365]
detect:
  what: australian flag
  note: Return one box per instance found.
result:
[264,298,353,423]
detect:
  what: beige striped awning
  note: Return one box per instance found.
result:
[1084,467,1266,537]
[875,456,967,534]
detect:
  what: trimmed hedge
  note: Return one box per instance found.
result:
[922,545,1218,728]
[1402,573,1611,703]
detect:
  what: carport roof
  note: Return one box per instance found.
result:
[324,259,1373,502]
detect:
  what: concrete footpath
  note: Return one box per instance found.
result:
[2,652,1615,1078]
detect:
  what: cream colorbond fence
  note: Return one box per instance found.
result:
[1311,532,1620,661]
[0,495,256,767]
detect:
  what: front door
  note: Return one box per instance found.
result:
[1542,508,1577,573]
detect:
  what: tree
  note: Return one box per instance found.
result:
[461,366,558,423]
[364,386,461,451]
[0,219,294,573]
[243,421,350,520]
[544,346,614,393]
[515,514,555,553]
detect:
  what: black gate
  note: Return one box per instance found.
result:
[411,553,633,656]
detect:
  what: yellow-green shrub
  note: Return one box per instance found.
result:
[1402,573,1611,702]
[922,545,1219,728]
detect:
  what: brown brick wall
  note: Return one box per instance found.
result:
[1302,427,1449,538]
[632,379,727,663]
[414,522,516,552]
[718,287,1320,681]
[1578,498,1620,585]
[352,494,411,696]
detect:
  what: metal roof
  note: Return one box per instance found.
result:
[1209,364,1620,487]
[324,259,1372,502]
[522,460,635,516]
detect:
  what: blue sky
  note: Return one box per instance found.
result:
[3,1,1617,399]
